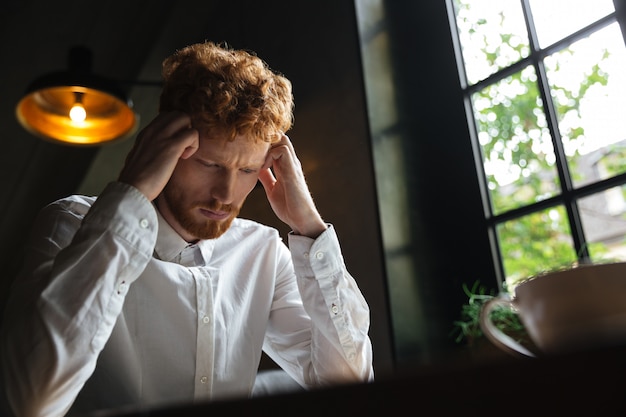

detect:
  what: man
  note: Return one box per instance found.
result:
[1,41,374,417]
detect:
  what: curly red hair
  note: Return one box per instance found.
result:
[159,41,293,143]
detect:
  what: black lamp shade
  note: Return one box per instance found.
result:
[16,47,138,146]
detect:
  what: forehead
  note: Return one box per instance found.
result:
[197,131,270,165]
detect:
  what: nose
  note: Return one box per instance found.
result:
[211,170,236,204]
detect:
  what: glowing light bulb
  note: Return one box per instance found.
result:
[69,103,86,122]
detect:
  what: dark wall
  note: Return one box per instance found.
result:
[381,0,498,362]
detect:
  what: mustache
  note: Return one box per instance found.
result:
[192,200,233,213]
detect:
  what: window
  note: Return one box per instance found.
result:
[448,0,626,288]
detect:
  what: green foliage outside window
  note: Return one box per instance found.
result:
[454,0,619,284]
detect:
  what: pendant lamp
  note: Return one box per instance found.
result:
[16,46,139,146]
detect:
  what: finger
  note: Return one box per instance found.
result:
[258,167,276,191]
[270,134,295,155]
[179,129,200,159]
[148,111,198,157]
[282,135,301,169]
[135,111,191,146]
[152,111,192,136]
[262,148,276,170]
[281,134,296,153]
[268,146,303,178]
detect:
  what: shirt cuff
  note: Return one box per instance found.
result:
[83,181,158,255]
[288,224,344,278]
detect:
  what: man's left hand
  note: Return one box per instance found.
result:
[258,134,327,239]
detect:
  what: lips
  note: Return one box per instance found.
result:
[198,208,230,221]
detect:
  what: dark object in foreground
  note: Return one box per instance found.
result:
[100,343,626,417]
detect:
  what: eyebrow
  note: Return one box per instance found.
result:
[196,155,265,171]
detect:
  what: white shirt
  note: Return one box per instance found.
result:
[1,182,373,417]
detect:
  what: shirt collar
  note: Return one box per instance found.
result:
[153,207,218,266]
[154,208,190,263]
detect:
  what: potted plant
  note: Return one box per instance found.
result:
[452,280,534,360]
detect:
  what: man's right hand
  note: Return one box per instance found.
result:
[118,111,199,201]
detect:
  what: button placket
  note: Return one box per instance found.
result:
[193,268,215,399]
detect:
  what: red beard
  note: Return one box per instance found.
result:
[163,185,240,240]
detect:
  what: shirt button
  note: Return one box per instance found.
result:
[139,218,149,229]
[315,251,324,260]
[202,316,210,324]
[303,252,309,259]
[348,352,356,362]
[331,304,339,314]
[117,281,129,295]
[200,376,208,384]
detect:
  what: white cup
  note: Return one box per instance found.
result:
[479,262,626,357]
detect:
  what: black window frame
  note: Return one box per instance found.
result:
[447,0,626,285]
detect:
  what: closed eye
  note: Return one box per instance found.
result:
[198,160,256,174]
[196,159,219,169]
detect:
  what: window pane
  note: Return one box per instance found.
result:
[529,0,615,48]
[544,23,626,187]
[579,186,626,263]
[473,65,560,214]
[452,0,529,84]
[498,205,576,289]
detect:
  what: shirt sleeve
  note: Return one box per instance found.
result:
[1,182,157,417]
[264,225,374,387]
